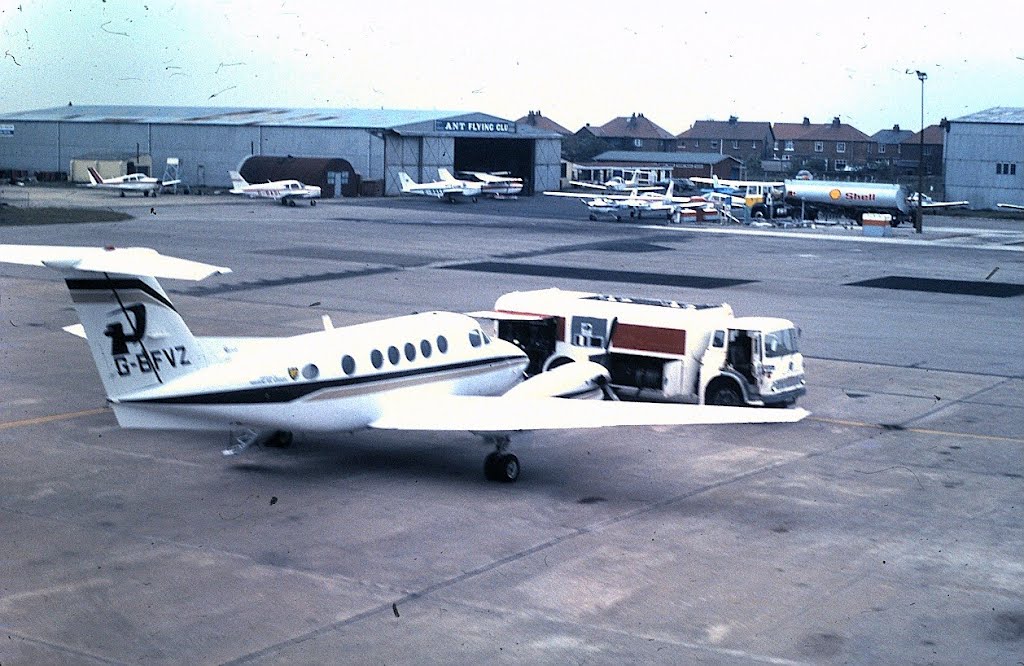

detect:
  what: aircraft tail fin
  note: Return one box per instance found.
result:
[0,245,230,401]
[86,167,104,185]
[437,167,457,182]
[398,172,417,192]
[228,170,249,193]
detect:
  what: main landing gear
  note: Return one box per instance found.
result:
[222,428,293,457]
[482,435,520,483]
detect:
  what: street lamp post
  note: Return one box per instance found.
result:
[914,70,927,234]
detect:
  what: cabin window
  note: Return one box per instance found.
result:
[420,339,432,358]
[371,349,383,369]
[341,355,356,375]
[387,345,400,365]
[404,342,416,361]
[437,335,449,353]
[468,329,482,347]
[301,363,319,380]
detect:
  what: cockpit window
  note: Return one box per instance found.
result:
[764,328,799,358]
[468,329,482,347]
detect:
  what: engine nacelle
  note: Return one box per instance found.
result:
[504,360,609,400]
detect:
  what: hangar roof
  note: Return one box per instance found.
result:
[950,107,1024,124]
[0,105,561,138]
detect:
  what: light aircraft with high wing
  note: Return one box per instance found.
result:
[228,171,321,206]
[457,170,524,197]
[545,181,709,221]
[569,170,659,192]
[0,244,807,483]
[83,167,181,197]
[398,170,483,203]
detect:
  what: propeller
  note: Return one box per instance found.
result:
[598,318,620,401]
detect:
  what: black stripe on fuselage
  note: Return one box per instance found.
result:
[124,354,526,405]
[66,278,176,311]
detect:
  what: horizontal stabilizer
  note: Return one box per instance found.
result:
[369,395,808,433]
[0,245,231,280]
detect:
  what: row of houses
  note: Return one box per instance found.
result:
[518,111,945,179]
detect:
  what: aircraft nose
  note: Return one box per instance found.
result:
[491,336,527,360]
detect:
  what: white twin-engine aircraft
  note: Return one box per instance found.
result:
[228,171,322,206]
[0,245,807,483]
[84,167,181,197]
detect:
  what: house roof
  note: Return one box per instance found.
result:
[871,126,914,144]
[516,111,572,135]
[676,119,772,141]
[773,118,871,142]
[586,114,675,140]
[590,150,740,166]
[950,107,1024,124]
[901,124,945,146]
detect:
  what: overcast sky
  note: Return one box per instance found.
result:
[2,1,1021,136]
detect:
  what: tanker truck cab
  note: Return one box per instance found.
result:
[700,317,805,406]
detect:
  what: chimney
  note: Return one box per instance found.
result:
[892,124,900,131]
[832,116,841,127]
[802,117,810,125]
[728,115,738,124]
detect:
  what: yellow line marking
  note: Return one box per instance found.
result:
[0,407,110,431]
[810,416,1024,444]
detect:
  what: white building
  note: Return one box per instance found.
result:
[944,107,1024,209]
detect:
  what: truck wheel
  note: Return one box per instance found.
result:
[706,382,742,406]
[751,204,768,219]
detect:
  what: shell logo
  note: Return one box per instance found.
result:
[829,188,842,200]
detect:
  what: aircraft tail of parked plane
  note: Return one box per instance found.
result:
[228,170,250,193]
[0,245,228,400]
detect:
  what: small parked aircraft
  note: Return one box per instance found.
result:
[0,245,806,483]
[83,167,181,197]
[456,170,524,197]
[228,171,321,206]
[398,170,483,203]
[545,181,709,221]
[569,170,659,192]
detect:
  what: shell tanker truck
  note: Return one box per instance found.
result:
[472,288,806,407]
[783,179,913,226]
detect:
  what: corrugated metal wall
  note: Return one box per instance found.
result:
[533,138,561,193]
[150,124,261,189]
[945,122,1024,209]
[383,135,455,195]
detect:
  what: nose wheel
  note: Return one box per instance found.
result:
[482,435,520,482]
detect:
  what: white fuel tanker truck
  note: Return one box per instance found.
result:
[783,180,912,226]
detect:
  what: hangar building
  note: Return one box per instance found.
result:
[0,105,562,196]
[945,107,1024,209]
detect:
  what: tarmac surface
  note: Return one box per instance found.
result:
[1,187,1022,664]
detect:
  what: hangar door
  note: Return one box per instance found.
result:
[454,138,536,194]
[241,156,359,198]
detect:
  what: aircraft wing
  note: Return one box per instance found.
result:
[921,200,969,208]
[0,244,231,280]
[568,181,609,190]
[997,203,1024,211]
[543,191,630,201]
[368,395,807,433]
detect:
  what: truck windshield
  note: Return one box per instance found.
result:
[763,328,799,358]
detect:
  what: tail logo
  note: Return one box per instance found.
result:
[104,304,147,355]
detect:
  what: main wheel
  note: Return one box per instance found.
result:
[310,199,317,207]
[706,383,743,406]
[288,199,297,207]
[265,430,293,448]
[484,452,520,482]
